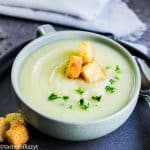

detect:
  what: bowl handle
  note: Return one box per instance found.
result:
[37,24,55,37]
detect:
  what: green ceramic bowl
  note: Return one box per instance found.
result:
[11,25,141,141]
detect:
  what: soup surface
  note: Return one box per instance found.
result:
[19,39,135,122]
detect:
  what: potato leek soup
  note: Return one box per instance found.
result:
[19,40,135,122]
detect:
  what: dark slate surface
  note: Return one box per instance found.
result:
[0,0,150,150]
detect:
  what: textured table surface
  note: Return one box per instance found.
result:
[0,0,150,150]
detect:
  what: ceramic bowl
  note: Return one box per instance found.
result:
[11,25,141,141]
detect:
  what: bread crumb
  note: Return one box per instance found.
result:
[6,125,29,150]
[0,117,9,142]
[78,41,93,64]
[66,55,83,79]
[5,113,25,128]
[82,61,106,83]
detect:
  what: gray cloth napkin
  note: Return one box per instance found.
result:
[0,0,146,41]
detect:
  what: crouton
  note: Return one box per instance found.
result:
[78,41,93,64]
[0,117,9,142]
[6,125,29,150]
[81,61,106,83]
[5,113,25,128]
[66,56,83,79]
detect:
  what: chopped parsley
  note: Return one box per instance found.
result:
[114,65,121,74]
[105,65,112,70]
[75,87,84,95]
[62,96,69,101]
[69,105,73,109]
[105,86,116,94]
[115,76,120,80]
[48,93,69,101]
[79,99,89,110]
[48,93,60,100]
[109,79,116,85]
[91,95,102,102]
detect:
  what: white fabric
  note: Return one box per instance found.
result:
[0,0,110,21]
[0,0,146,41]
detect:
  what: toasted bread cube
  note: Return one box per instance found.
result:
[0,117,9,142]
[5,113,25,128]
[78,41,93,64]
[82,62,106,83]
[6,125,29,150]
[66,56,83,79]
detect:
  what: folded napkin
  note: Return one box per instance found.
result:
[0,0,110,21]
[0,0,146,41]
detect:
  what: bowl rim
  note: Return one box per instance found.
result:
[11,30,141,125]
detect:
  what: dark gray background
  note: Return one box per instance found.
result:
[0,0,150,150]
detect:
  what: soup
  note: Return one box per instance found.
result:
[19,40,135,122]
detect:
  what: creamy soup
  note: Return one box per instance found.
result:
[19,40,135,122]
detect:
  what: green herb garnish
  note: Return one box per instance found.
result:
[62,96,69,101]
[79,99,89,110]
[91,95,102,102]
[109,79,116,85]
[69,105,73,109]
[115,76,120,80]
[105,65,112,70]
[48,93,69,101]
[48,93,60,100]
[105,86,116,94]
[75,87,84,95]
[114,65,121,74]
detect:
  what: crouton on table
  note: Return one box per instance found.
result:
[82,61,106,83]
[5,113,25,128]
[78,41,93,64]
[66,55,83,79]
[6,125,29,150]
[0,117,9,142]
